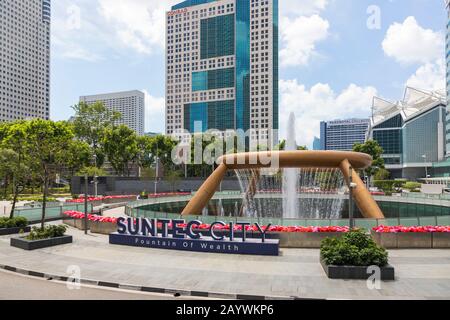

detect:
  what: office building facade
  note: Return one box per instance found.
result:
[80,90,145,136]
[165,0,279,147]
[319,119,369,151]
[446,0,450,157]
[0,0,51,121]
[368,87,446,179]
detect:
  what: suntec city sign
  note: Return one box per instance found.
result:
[109,217,279,256]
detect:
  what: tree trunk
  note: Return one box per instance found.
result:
[10,181,19,219]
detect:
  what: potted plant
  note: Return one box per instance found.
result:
[320,229,394,280]
[10,225,72,250]
[0,217,31,236]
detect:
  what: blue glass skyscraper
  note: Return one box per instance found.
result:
[165,0,279,147]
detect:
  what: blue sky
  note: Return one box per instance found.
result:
[50,0,447,147]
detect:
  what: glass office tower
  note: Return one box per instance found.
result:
[166,0,279,147]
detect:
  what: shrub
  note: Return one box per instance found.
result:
[26,225,67,241]
[321,229,388,267]
[10,196,58,202]
[402,182,422,192]
[374,180,407,193]
[0,217,28,229]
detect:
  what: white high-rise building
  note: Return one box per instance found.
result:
[0,0,51,121]
[80,90,145,136]
[165,0,279,147]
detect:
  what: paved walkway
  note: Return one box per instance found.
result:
[1,226,450,299]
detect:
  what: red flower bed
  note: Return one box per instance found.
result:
[64,211,118,223]
[63,211,348,233]
[66,195,137,203]
[373,225,450,233]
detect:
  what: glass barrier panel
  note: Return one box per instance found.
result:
[354,219,377,230]
[399,217,419,227]
[419,217,437,226]
[437,216,450,225]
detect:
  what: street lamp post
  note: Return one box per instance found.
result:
[348,166,357,230]
[154,156,159,195]
[422,154,428,179]
[84,173,88,235]
[93,154,98,197]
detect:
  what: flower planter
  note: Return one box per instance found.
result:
[371,230,398,249]
[371,230,435,249]
[432,233,450,248]
[90,221,117,235]
[102,197,136,205]
[277,232,344,248]
[320,257,395,280]
[63,219,76,228]
[397,232,432,249]
[0,226,31,236]
[63,218,90,230]
[10,235,73,251]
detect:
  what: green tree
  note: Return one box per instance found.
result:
[0,149,31,218]
[135,135,154,170]
[22,120,74,229]
[1,121,34,217]
[77,166,107,177]
[353,140,385,186]
[71,102,121,168]
[373,168,390,181]
[61,140,92,192]
[273,139,308,151]
[166,170,182,192]
[148,135,178,172]
[102,125,139,176]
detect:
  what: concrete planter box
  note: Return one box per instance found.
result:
[371,230,398,249]
[103,197,136,204]
[90,221,117,235]
[64,219,90,230]
[432,233,450,248]
[371,230,450,249]
[397,232,432,249]
[0,226,31,236]
[320,257,395,280]
[63,219,76,228]
[10,235,73,251]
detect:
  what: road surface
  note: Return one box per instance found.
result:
[0,269,203,300]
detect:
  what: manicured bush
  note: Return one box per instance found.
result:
[402,182,422,192]
[10,196,57,202]
[26,225,67,241]
[321,229,388,267]
[0,217,28,229]
[373,180,406,193]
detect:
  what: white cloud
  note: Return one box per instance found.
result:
[143,90,165,134]
[97,0,178,54]
[406,58,446,91]
[382,16,444,65]
[279,80,377,147]
[280,15,329,67]
[280,0,328,17]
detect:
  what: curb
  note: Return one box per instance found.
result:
[0,264,318,300]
